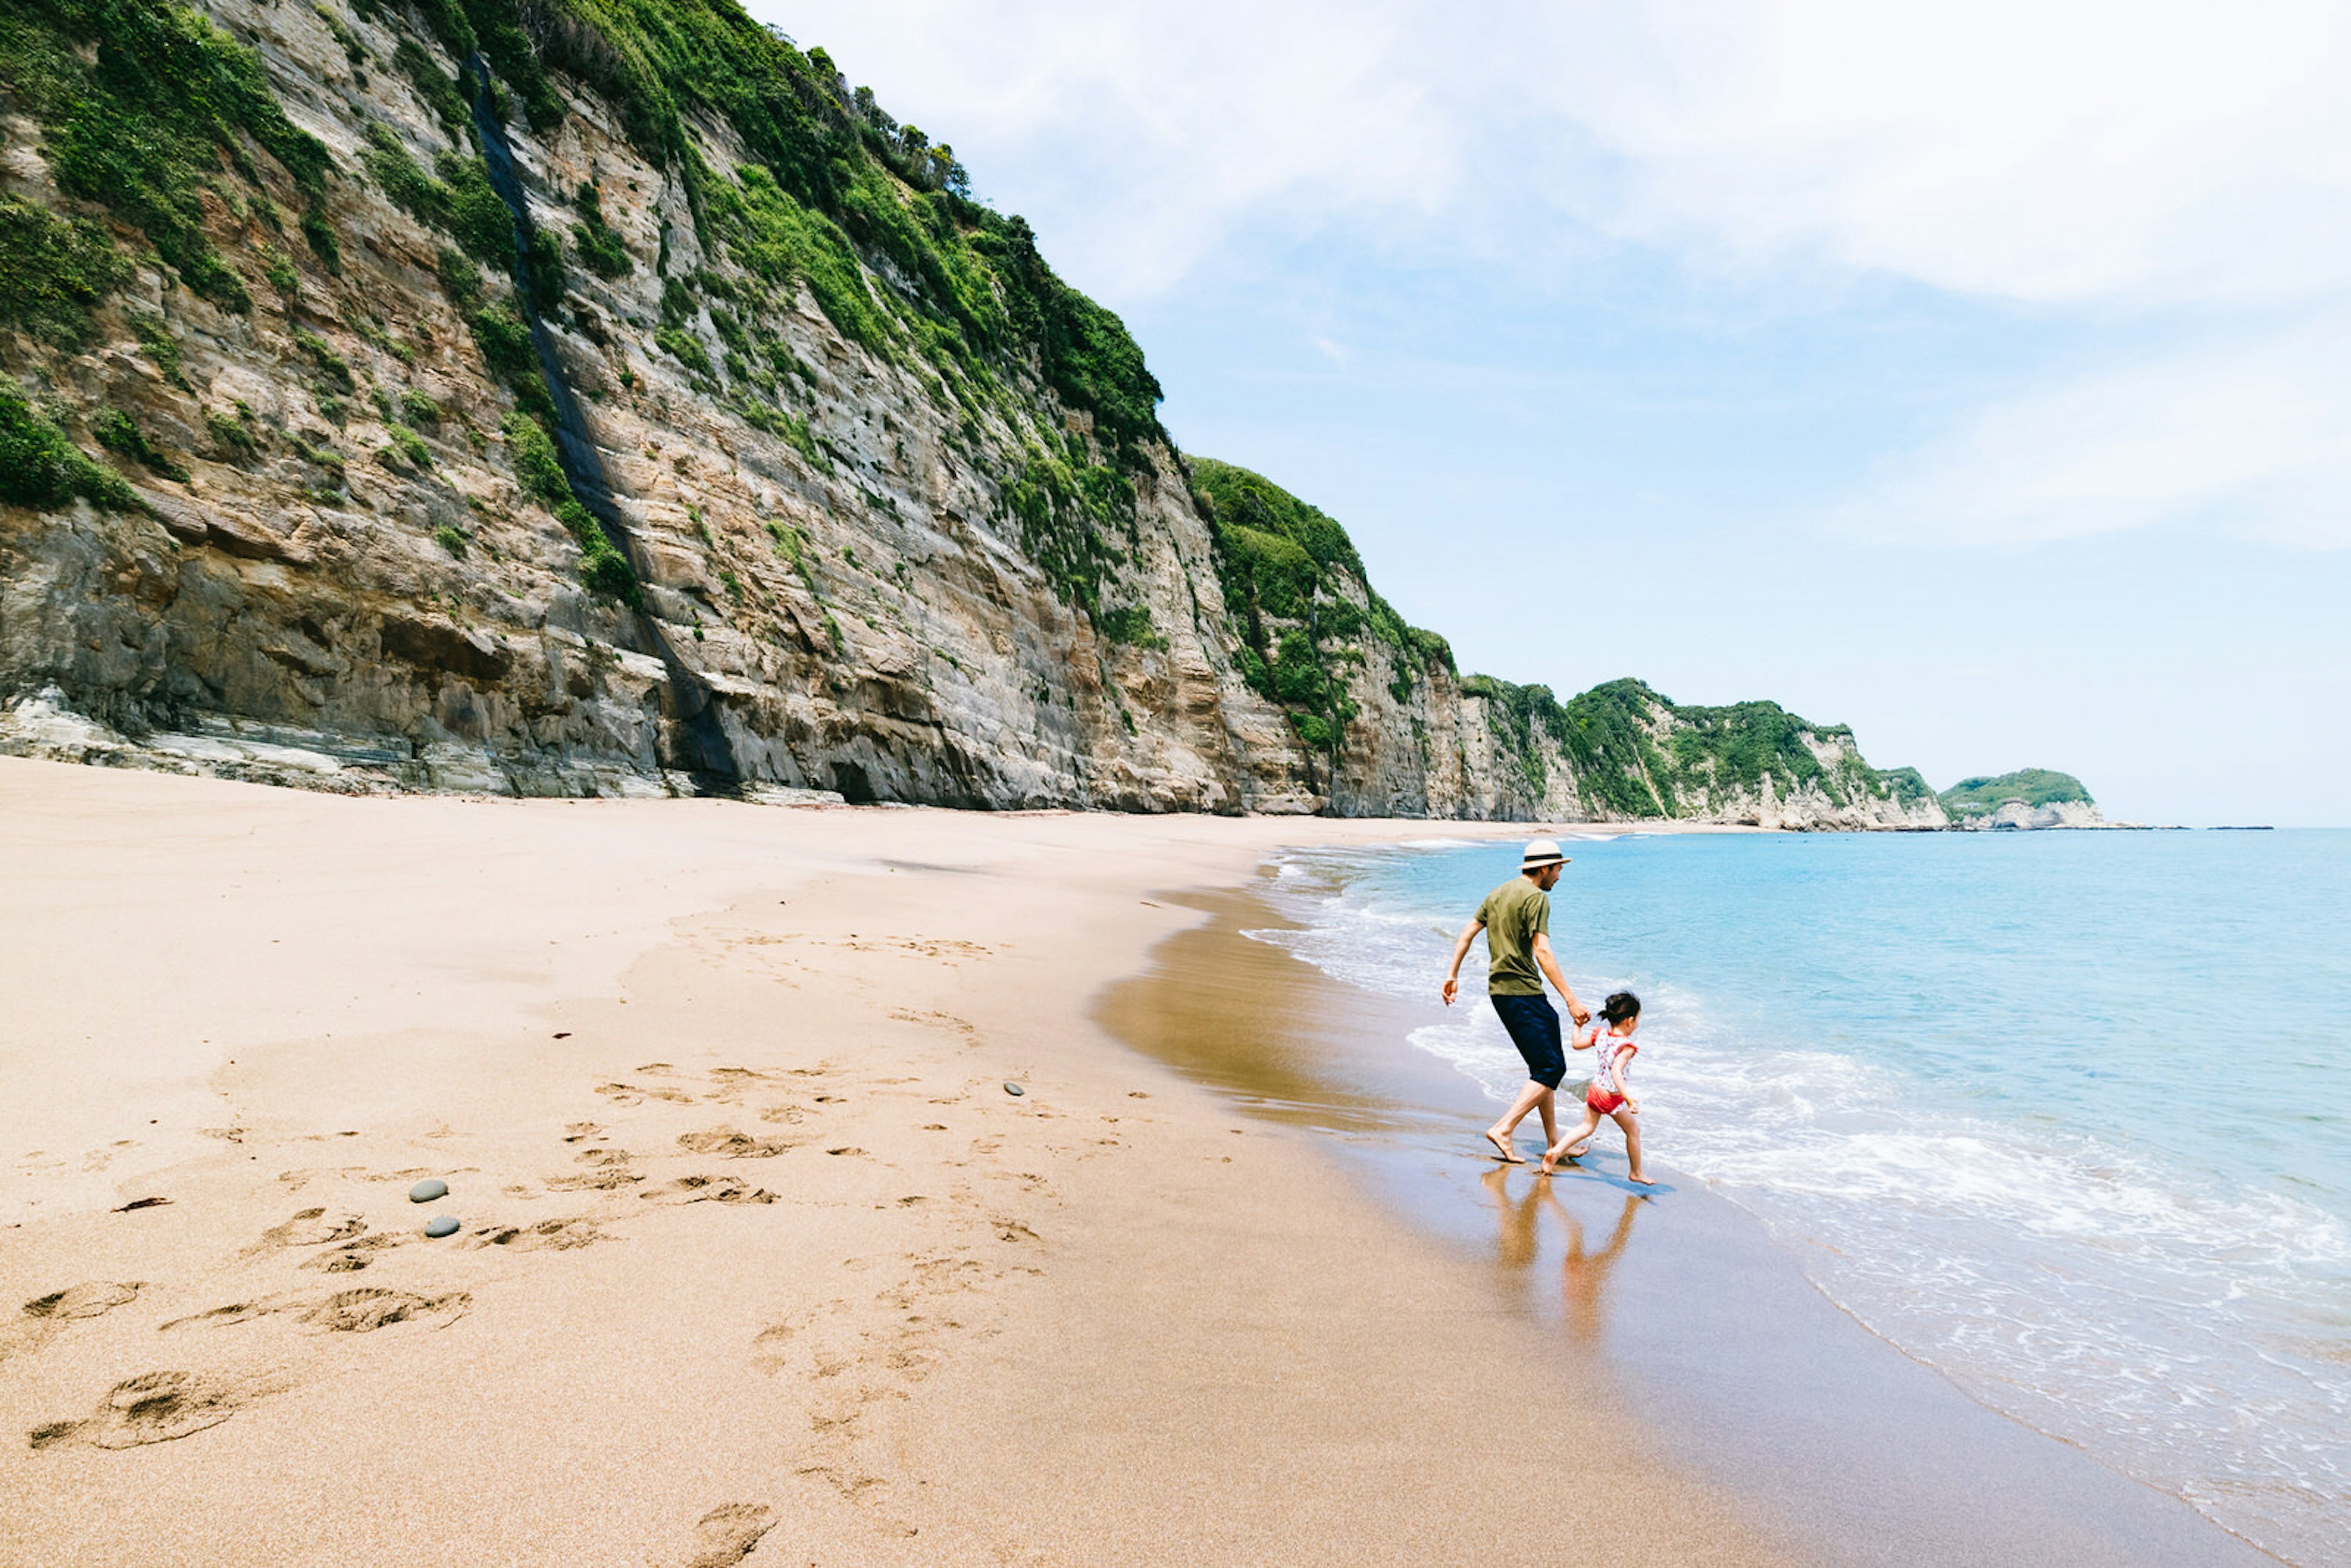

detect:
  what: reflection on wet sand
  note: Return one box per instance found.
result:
[1092,889,1471,1137]
[1482,1167,1642,1343]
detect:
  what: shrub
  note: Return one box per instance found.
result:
[432,523,467,556]
[435,246,482,311]
[0,194,128,346]
[127,313,184,385]
[525,226,564,304]
[655,326,714,379]
[293,329,355,394]
[204,407,257,460]
[571,181,632,278]
[468,304,537,382]
[400,389,440,427]
[500,410,566,504]
[392,36,468,138]
[0,382,141,511]
[384,422,431,469]
[1095,604,1166,650]
[437,152,515,266]
[362,122,448,228]
[91,407,188,480]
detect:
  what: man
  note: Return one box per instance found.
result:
[1441,839,1592,1163]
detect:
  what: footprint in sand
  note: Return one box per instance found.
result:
[703,1068,779,1105]
[2,1282,144,1365]
[28,1370,255,1450]
[160,1289,468,1335]
[751,1315,809,1374]
[673,1502,774,1567]
[640,1175,778,1206]
[596,1082,697,1107]
[677,1128,792,1158]
[247,1207,369,1255]
[468,1217,606,1252]
[547,1147,642,1191]
[24,1282,143,1321]
[301,1233,408,1274]
[299,1288,470,1333]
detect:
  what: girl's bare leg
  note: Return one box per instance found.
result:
[1540,1108,1603,1174]
[1613,1108,1652,1185]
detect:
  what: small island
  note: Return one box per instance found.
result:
[1937,768,2105,830]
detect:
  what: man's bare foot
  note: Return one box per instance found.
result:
[1564,1141,1592,1159]
[1629,1173,1655,1186]
[1484,1130,1523,1164]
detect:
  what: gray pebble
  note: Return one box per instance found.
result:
[423,1215,460,1239]
[409,1179,449,1203]
[1003,1082,1025,1097]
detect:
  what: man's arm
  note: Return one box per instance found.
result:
[1530,933,1591,1026]
[1440,919,1484,1007]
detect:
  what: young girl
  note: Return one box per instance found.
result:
[1539,991,1652,1185]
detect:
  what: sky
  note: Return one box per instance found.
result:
[746,0,2351,825]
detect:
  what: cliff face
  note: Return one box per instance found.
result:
[0,0,1938,828]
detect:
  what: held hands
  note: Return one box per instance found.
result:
[1567,1000,1592,1027]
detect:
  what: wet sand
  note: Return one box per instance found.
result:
[2,759,1782,1566]
[1095,883,2282,1567]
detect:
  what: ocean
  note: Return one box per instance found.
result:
[1248,829,2350,1566]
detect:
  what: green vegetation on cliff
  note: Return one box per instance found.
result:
[412,0,1164,462]
[1938,768,2091,818]
[1191,457,1452,760]
[0,0,337,311]
[1192,461,1912,818]
[0,383,141,511]
[1453,673,1891,817]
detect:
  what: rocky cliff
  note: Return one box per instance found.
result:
[0,0,1941,827]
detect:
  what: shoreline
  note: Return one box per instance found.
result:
[1,759,1783,1564]
[1094,867,2285,1567]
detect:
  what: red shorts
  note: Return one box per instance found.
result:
[1586,1087,1626,1115]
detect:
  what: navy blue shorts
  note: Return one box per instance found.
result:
[1491,992,1564,1089]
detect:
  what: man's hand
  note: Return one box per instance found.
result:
[1441,918,1483,1010]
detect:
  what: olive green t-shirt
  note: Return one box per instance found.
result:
[1475,877,1551,996]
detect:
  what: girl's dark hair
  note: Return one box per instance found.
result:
[1600,990,1641,1024]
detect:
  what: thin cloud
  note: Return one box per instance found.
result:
[1831,318,2351,549]
[754,0,2351,549]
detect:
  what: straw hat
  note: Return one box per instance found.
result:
[1521,838,1569,869]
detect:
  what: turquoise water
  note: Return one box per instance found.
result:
[1255,830,2351,1564]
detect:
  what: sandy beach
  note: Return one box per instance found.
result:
[2,758,1790,1566]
